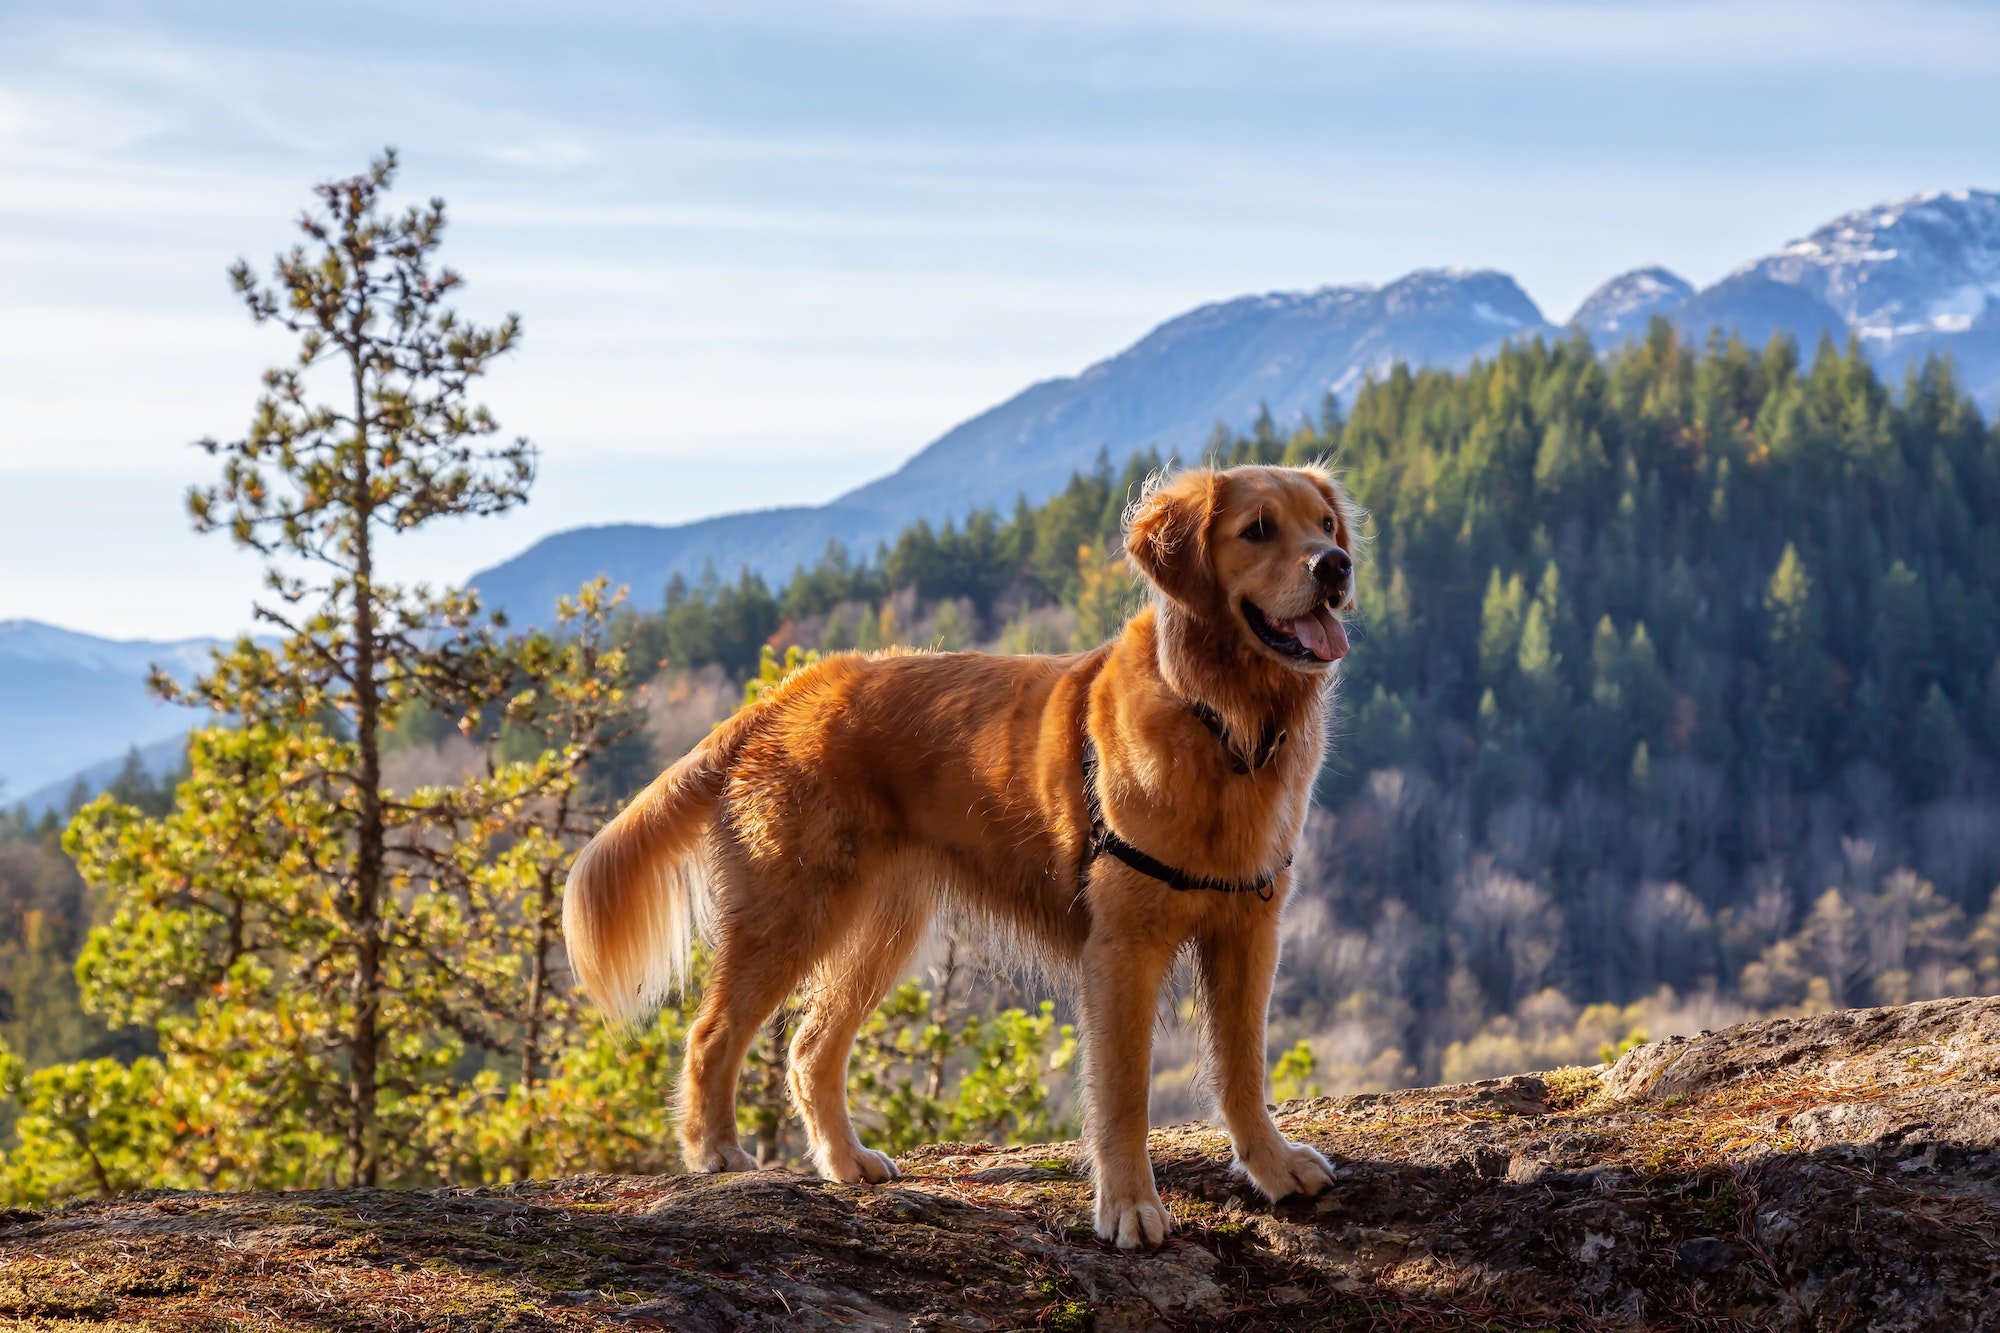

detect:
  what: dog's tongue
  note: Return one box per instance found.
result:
[1289,606,1349,661]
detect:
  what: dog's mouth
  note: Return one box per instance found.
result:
[1242,599,1349,664]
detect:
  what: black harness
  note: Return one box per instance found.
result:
[1079,703,1292,903]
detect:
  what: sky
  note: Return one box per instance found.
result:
[4,0,1999,640]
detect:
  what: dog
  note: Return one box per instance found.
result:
[563,463,1356,1248]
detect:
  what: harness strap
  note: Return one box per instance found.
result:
[1187,700,1287,774]
[1080,738,1289,902]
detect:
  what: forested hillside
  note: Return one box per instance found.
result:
[1286,324,2000,1086]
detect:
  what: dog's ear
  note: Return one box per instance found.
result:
[1125,469,1220,608]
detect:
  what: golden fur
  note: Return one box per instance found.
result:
[564,463,1357,1248]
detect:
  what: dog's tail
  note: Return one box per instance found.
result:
[563,705,759,1026]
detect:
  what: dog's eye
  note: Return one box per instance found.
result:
[1321,516,1335,535]
[1240,517,1276,542]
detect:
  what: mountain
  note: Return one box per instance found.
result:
[834,268,1550,521]
[474,191,2000,627]
[1669,271,1848,353]
[1740,188,2000,402]
[1745,188,2000,336]
[1576,189,2000,404]
[13,732,189,819]
[0,620,214,803]
[469,269,1553,621]
[1568,265,1694,344]
[465,506,884,647]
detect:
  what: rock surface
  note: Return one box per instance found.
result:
[5,996,2000,1331]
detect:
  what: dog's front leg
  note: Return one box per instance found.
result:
[1195,912,1336,1203]
[1079,923,1177,1249]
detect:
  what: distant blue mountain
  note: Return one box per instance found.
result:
[471,268,1553,620]
[1573,190,2000,406]
[1575,267,1847,357]
[1569,266,1695,345]
[475,505,888,642]
[15,733,188,820]
[477,185,2000,627]
[472,184,2000,624]
[0,620,213,802]
[834,268,1549,523]
[475,191,2000,629]
[1670,273,1847,354]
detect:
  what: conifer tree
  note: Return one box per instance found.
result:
[60,150,598,1190]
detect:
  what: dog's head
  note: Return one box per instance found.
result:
[1125,464,1356,671]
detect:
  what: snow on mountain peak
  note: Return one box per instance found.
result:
[1569,266,1696,341]
[1740,188,2000,337]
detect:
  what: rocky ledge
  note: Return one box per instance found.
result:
[4,996,2000,1331]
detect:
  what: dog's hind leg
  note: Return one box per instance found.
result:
[788,886,928,1184]
[676,859,841,1174]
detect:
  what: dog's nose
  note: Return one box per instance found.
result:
[1311,547,1352,596]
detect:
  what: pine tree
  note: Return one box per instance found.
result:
[1762,542,1826,776]
[66,151,566,1189]
[1478,568,1526,685]
[1908,683,1965,801]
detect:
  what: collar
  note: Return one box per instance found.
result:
[1187,698,1287,775]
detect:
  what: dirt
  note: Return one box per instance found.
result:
[5,995,2000,1330]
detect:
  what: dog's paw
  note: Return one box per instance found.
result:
[686,1144,760,1174]
[1094,1190,1174,1250]
[820,1146,901,1184]
[1235,1138,1335,1202]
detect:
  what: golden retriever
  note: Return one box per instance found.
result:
[563,463,1355,1248]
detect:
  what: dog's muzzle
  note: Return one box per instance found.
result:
[1310,546,1353,604]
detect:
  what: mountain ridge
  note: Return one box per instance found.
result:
[0,619,215,801]
[468,186,2000,628]
[1567,265,1694,342]
[834,267,1548,520]
[470,268,1554,619]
